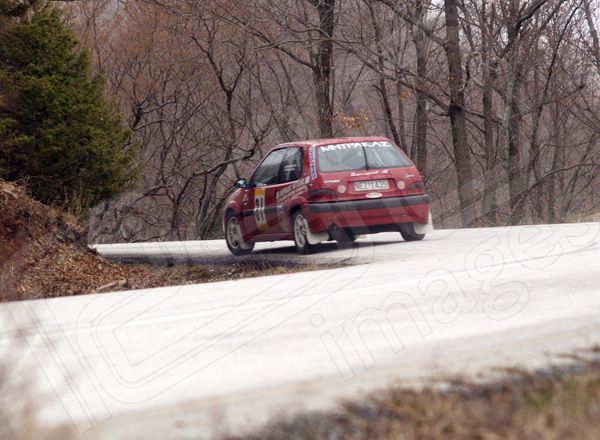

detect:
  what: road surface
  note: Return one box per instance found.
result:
[2,223,600,439]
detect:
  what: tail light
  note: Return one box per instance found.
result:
[308,189,336,202]
[407,181,426,193]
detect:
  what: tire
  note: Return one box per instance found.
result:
[292,211,317,254]
[399,222,425,242]
[225,213,254,256]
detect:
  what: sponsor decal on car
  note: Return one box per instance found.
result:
[351,170,381,177]
[320,141,393,152]
[276,179,308,203]
[309,146,317,180]
[254,187,268,231]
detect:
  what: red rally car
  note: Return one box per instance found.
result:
[223,137,433,255]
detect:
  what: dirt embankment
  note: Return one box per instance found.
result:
[1,181,326,302]
[0,180,132,301]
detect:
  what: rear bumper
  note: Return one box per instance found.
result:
[306,194,430,232]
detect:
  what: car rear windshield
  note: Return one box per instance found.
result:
[317,141,411,173]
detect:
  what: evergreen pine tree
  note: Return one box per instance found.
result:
[0,3,136,209]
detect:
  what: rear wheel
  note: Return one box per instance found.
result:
[399,222,425,242]
[293,211,317,254]
[225,213,254,256]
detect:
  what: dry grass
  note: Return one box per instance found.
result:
[236,355,600,440]
[108,260,337,292]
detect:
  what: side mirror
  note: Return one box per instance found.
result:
[234,177,249,189]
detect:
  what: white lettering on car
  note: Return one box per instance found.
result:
[276,179,308,204]
[309,146,317,180]
[321,141,393,152]
[351,170,380,177]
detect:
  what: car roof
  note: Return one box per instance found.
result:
[274,136,392,149]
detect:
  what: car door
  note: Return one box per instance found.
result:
[272,147,305,234]
[244,148,287,236]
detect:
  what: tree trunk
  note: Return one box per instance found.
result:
[366,0,400,146]
[311,0,336,138]
[583,0,600,75]
[480,1,498,225]
[395,80,408,152]
[412,0,429,177]
[443,0,475,227]
[378,80,400,144]
[529,59,544,221]
[506,59,526,225]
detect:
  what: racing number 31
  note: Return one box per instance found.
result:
[254,188,268,231]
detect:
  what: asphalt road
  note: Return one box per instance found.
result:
[92,235,373,266]
[2,223,600,439]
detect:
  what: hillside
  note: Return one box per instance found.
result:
[0,180,133,301]
[0,180,327,302]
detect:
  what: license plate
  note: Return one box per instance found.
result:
[353,180,389,191]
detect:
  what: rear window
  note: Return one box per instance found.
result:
[317,141,411,173]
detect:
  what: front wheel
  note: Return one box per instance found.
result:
[293,211,317,254]
[225,214,254,256]
[399,222,425,242]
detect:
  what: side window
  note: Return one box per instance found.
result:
[279,147,303,183]
[251,148,287,186]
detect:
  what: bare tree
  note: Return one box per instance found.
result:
[54,0,600,241]
[444,0,476,226]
